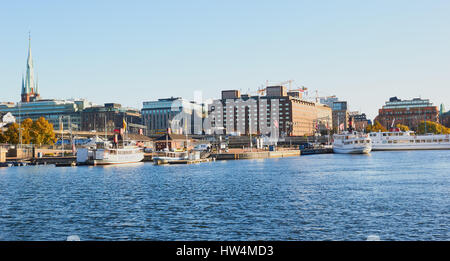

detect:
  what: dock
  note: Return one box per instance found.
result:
[153,158,212,165]
[211,149,301,160]
[300,148,333,155]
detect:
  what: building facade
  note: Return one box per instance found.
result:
[81,103,145,134]
[374,97,439,130]
[331,101,349,132]
[348,111,370,132]
[440,110,450,128]
[208,86,324,137]
[0,99,93,131]
[141,97,204,135]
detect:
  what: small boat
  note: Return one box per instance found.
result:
[333,131,372,154]
[369,131,450,151]
[152,151,189,165]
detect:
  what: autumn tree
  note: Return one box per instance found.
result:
[3,123,20,144]
[0,117,56,146]
[21,118,34,144]
[417,121,450,135]
[365,120,387,133]
[395,123,410,132]
[31,117,56,146]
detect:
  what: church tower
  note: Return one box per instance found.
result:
[21,33,40,102]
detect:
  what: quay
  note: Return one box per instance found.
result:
[211,148,301,160]
[1,156,77,168]
[300,148,333,155]
[153,158,212,165]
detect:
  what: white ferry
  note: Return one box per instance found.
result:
[332,131,372,154]
[76,138,144,165]
[369,131,450,151]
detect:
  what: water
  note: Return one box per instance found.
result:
[0,150,449,241]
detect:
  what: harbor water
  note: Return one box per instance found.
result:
[0,150,449,241]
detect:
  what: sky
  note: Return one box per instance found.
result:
[0,0,449,119]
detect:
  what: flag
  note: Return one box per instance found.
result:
[339,123,344,131]
[273,119,279,128]
[123,119,127,130]
[72,140,76,155]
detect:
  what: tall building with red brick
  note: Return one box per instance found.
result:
[374,97,439,130]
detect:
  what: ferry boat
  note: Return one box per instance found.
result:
[76,137,144,165]
[332,131,372,154]
[369,131,450,151]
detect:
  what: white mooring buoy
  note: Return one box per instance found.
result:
[366,235,380,241]
[66,235,81,241]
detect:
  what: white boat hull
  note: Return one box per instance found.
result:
[372,143,450,151]
[333,145,372,154]
[92,153,144,165]
[77,147,144,165]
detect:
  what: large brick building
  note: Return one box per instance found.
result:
[374,97,439,130]
[208,86,330,136]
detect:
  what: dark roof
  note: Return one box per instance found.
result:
[154,133,189,141]
[125,133,153,141]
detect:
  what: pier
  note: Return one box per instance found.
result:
[211,149,301,160]
[300,148,333,155]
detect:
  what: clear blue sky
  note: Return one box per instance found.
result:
[1,0,449,119]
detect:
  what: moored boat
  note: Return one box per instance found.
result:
[369,131,450,151]
[332,131,372,154]
[76,137,144,165]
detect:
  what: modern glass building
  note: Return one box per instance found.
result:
[142,97,205,135]
[0,99,94,131]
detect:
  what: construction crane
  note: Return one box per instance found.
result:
[256,80,299,95]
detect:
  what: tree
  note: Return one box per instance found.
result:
[31,117,56,146]
[396,123,410,132]
[417,121,450,135]
[366,120,387,133]
[21,118,34,144]
[3,123,20,144]
[0,130,7,143]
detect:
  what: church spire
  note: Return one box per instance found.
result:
[25,31,35,93]
[21,32,40,102]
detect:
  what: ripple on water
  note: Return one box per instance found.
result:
[0,150,449,240]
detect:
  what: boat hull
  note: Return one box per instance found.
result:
[372,144,450,151]
[333,145,372,154]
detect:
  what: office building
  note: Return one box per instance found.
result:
[141,97,205,135]
[375,97,439,130]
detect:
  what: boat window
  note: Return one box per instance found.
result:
[415,140,420,143]
[388,141,392,143]
[383,133,387,136]
[444,139,449,142]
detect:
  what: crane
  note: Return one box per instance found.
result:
[256,80,304,95]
